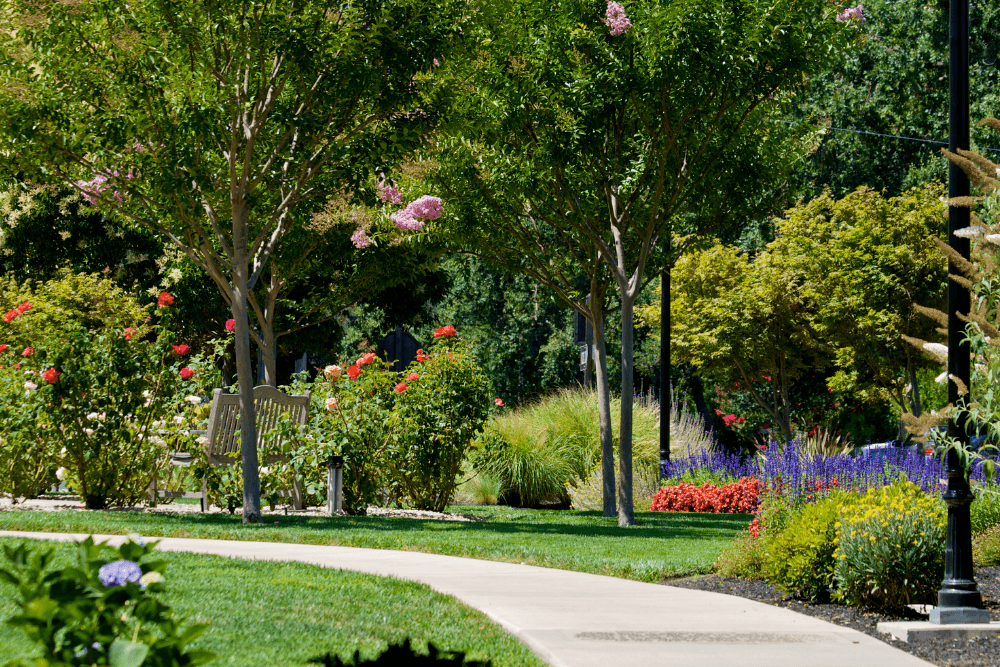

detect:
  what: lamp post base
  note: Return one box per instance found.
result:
[929,607,991,625]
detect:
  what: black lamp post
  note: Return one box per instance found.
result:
[931,0,989,625]
[659,240,670,469]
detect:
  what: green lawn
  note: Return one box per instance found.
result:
[0,506,750,582]
[0,537,544,667]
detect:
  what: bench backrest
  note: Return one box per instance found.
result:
[205,385,311,460]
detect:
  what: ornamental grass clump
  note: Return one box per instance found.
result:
[833,480,946,610]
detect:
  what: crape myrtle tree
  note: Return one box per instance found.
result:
[436,0,853,524]
[0,0,462,522]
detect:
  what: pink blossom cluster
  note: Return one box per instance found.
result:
[390,195,443,231]
[604,0,632,36]
[836,4,864,21]
[376,175,403,205]
[351,229,371,249]
[75,168,134,205]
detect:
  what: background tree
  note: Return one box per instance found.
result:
[671,243,824,442]
[769,184,948,435]
[785,0,1000,197]
[0,0,462,522]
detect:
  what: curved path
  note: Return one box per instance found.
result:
[0,531,931,667]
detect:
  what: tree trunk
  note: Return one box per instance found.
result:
[260,322,278,386]
[618,294,636,526]
[232,256,261,524]
[590,296,616,517]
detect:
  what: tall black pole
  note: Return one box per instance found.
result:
[931,0,988,624]
[659,241,670,468]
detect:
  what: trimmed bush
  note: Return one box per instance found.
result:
[763,493,850,601]
[833,480,946,610]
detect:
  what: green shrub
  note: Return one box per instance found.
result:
[1,535,213,667]
[971,485,1000,533]
[471,423,576,507]
[763,493,851,601]
[714,532,769,579]
[973,523,1000,566]
[833,480,946,611]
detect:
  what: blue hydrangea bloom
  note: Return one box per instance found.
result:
[98,560,143,588]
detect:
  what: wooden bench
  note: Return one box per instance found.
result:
[149,384,312,511]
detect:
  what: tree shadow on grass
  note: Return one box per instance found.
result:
[0,508,752,542]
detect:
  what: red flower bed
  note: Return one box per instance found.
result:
[650,477,762,514]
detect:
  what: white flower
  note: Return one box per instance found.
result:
[55,467,66,481]
[954,226,984,238]
[325,396,339,411]
[83,428,94,436]
[86,412,100,421]
[150,436,167,446]
[23,381,37,393]
[152,420,165,429]
[142,390,151,398]
[139,571,163,588]
[260,466,271,475]
[60,447,66,455]
[23,370,34,375]
[173,415,186,424]
[924,342,949,358]
[195,436,209,447]
[185,395,203,406]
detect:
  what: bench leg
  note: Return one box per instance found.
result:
[200,478,208,513]
[148,478,157,508]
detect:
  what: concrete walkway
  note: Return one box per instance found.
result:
[0,531,931,667]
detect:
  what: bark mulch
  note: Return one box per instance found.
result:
[663,568,1000,667]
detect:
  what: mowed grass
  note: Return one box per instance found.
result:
[0,506,751,582]
[0,537,544,667]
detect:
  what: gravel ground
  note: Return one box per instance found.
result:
[665,570,1000,666]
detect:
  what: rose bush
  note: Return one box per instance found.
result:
[266,327,493,513]
[0,272,222,508]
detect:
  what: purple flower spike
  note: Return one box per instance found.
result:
[98,560,143,588]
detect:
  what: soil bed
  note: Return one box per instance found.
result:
[665,569,1000,667]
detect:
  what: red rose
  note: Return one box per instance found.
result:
[16,302,31,314]
[172,344,191,356]
[494,398,504,407]
[407,372,420,381]
[41,367,60,384]
[357,352,377,366]
[157,292,174,308]
[21,347,33,357]
[0,344,7,353]
[346,364,361,380]
[416,349,428,362]
[3,310,17,323]
[394,381,407,393]
[179,367,194,380]
[123,327,136,341]
[225,318,235,333]
[714,409,723,416]
[736,416,745,425]
[433,325,457,337]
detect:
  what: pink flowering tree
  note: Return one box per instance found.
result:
[437,0,853,525]
[0,0,464,522]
